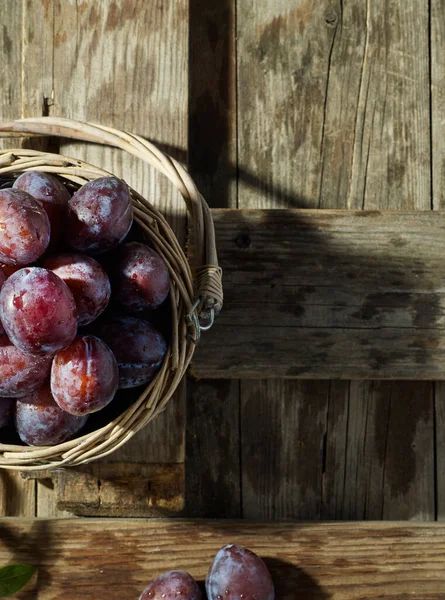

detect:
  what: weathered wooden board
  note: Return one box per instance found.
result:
[185,380,241,518]
[348,0,434,524]
[236,0,336,522]
[436,382,445,520]
[232,0,434,518]
[194,209,445,380]
[1,520,445,599]
[431,0,445,521]
[320,381,350,519]
[320,0,431,211]
[234,0,433,523]
[186,0,241,517]
[189,0,237,210]
[241,380,329,519]
[0,0,36,518]
[21,463,184,517]
[338,381,434,520]
[0,0,188,517]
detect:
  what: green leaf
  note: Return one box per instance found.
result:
[0,564,37,597]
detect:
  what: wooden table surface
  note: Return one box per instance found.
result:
[0,0,444,525]
[2,519,445,599]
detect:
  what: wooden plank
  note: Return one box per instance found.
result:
[0,0,37,518]
[241,380,329,519]
[320,381,350,519]
[432,0,445,212]
[236,0,433,524]
[321,0,431,211]
[185,380,241,517]
[189,0,237,210]
[52,0,189,240]
[0,1,22,126]
[342,381,389,519]
[193,209,445,379]
[338,381,435,520]
[236,0,339,521]
[22,463,184,517]
[22,0,54,120]
[109,382,185,465]
[436,382,445,520]
[431,0,445,522]
[343,0,433,523]
[186,0,240,517]
[237,0,336,209]
[19,0,188,517]
[380,382,434,520]
[0,472,35,518]
[1,520,445,599]
[32,481,72,519]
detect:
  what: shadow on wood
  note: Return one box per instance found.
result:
[183,0,436,525]
[192,209,444,379]
[264,557,331,600]
[0,520,52,599]
[184,0,243,521]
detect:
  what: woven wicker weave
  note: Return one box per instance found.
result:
[0,117,223,471]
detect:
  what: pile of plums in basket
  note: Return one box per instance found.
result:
[0,172,170,446]
[138,544,275,600]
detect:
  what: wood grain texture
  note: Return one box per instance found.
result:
[237,0,337,209]
[241,380,329,519]
[435,381,445,520]
[0,2,22,123]
[339,381,434,520]
[0,0,37,517]
[431,0,445,522]
[193,209,445,379]
[22,463,184,517]
[348,0,434,523]
[20,0,188,517]
[428,0,442,211]
[1,519,445,599]
[186,0,241,518]
[236,0,334,521]
[22,0,54,119]
[185,380,241,517]
[380,382,434,520]
[0,472,35,518]
[235,0,434,523]
[109,383,186,465]
[320,381,350,519]
[321,1,431,210]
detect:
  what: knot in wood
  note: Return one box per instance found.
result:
[324,9,338,26]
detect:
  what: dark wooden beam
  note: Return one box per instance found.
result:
[194,209,445,379]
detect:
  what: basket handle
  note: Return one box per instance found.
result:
[0,117,223,333]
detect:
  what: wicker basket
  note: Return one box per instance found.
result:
[0,117,223,471]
